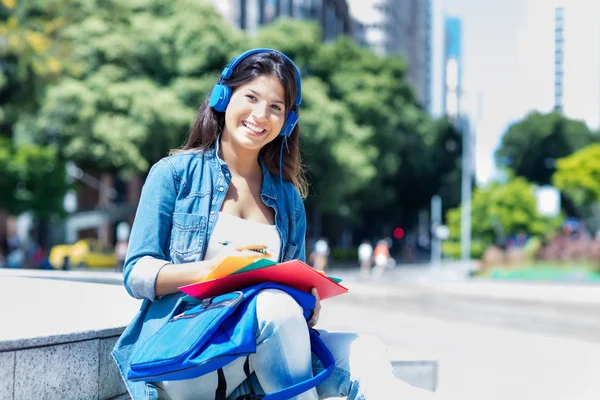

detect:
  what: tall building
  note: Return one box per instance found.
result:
[554,7,564,111]
[522,0,600,130]
[426,0,446,117]
[444,16,462,118]
[444,16,475,175]
[209,0,352,40]
[347,0,429,106]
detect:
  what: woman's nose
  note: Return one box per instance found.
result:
[251,103,268,121]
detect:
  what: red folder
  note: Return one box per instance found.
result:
[179,259,348,300]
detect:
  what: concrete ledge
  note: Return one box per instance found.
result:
[0,268,123,286]
[1,336,126,400]
[392,360,437,392]
[0,272,438,399]
[0,277,139,352]
[0,277,139,400]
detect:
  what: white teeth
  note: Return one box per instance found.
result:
[243,121,265,134]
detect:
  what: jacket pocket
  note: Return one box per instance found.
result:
[283,242,297,262]
[170,213,206,258]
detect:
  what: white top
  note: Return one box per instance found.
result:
[313,239,329,256]
[358,243,373,260]
[204,212,281,262]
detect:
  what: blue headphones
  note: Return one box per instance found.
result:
[209,48,302,138]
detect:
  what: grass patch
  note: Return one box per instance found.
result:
[476,262,600,282]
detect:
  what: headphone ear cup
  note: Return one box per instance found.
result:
[280,110,299,137]
[209,84,232,112]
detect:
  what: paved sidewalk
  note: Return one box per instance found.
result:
[321,288,600,400]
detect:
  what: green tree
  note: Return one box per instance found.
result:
[496,111,597,186]
[553,144,600,208]
[8,2,462,244]
[0,137,69,245]
[253,25,463,237]
[553,144,600,230]
[252,21,377,215]
[0,0,71,225]
[0,138,17,211]
[34,0,244,176]
[443,174,562,258]
[0,0,76,140]
[299,77,377,213]
[310,36,462,234]
[9,143,69,217]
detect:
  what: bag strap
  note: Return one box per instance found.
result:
[260,329,335,400]
[216,368,227,400]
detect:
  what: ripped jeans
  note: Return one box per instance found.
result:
[157,289,435,399]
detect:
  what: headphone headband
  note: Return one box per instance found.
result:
[219,48,302,107]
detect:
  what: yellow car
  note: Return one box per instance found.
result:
[49,239,118,270]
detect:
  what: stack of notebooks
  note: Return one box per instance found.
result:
[179,257,348,300]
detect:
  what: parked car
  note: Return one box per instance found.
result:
[49,239,118,270]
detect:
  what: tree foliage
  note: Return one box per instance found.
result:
[3,1,463,240]
[252,20,463,229]
[0,0,77,138]
[495,111,597,186]
[33,0,245,175]
[443,174,562,258]
[0,138,69,217]
[252,24,379,213]
[553,143,600,209]
[1,0,70,218]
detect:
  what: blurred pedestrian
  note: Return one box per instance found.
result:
[372,239,390,278]
[358,239,373,277]
[6,246,24,269]
[310,237,330,271]
[115,239,128,272]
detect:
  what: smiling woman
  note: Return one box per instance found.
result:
[112,48,437,400]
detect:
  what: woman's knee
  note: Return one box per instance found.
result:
[254,289,306,333]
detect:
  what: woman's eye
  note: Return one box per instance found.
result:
[271,105,282,111]
[246,95,257,101]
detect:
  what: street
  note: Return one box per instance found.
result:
[319,265,600,400]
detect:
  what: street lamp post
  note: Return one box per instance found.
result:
[459,116,472,262]
[445,57,472,263]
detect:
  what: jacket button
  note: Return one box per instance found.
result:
[218,187,224,192]
[210,211,215,215]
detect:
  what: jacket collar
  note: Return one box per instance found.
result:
[212,136,278,201]
[259,157,277,201]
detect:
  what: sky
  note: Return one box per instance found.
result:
[446,0,600,183]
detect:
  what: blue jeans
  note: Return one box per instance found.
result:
[157,289,434,399]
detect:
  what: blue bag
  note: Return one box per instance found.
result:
[127,282,334,399]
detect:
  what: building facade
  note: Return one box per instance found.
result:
[426,0,446,117]
[347,0,429,106]
[210,0,352,40]
[554,7,564,111]
[444,16,461,119]
[523,0,600,130]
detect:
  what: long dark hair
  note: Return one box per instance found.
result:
[172,51,308,199]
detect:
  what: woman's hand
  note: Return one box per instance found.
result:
[155,245,268,298]
[308,287,321,328]
[207,245,268,271]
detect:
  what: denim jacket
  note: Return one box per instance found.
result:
[112,143,307,400]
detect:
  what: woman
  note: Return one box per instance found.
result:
[373,240,391,278]
[113,48,435,399]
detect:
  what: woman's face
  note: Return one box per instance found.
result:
[222,74,287,153]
